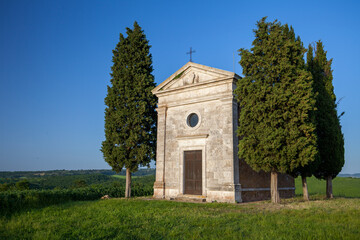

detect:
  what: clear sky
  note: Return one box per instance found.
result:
[0,0,359,173]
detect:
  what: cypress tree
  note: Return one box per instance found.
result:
[310,41,344,198]
[101,22,157,198]
[285,44,320,201]
[288,44,320,201]
[236,17,317,203]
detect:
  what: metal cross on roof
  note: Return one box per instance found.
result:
[186,47,196,62]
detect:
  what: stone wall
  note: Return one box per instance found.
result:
[239,158,295,202]
[241,189,295,202]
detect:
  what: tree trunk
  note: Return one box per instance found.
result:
[326,175,333,199]
[271,171,280,203]
[125,168,131,198]
[302,175,309,201]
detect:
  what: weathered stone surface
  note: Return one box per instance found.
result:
[152,62,294,203]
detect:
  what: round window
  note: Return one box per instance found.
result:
[187,113,199,128]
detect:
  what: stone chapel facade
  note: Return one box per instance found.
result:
[152,62,295,203]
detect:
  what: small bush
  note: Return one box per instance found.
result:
[15,179,30,190]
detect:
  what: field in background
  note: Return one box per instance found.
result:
[0,169,155,190]
[294,176,360,198]
[0,169,155,216]
[2,169,359,197]
[1,169,360,216]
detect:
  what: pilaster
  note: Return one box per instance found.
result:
[153,106,167,199]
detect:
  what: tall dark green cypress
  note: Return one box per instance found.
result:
[101,22,157,198]
[236,17,318,203]
[286,43,320,201]
[309,41,344,198]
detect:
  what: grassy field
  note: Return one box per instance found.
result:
[1,198,359,239]
[1,176,359,239]
[0,175,155,216]
[295,176,360,198]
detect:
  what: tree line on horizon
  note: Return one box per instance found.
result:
[102,18,344,203]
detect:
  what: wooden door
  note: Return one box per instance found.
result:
[184,150,202,195]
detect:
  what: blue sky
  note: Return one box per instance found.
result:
[0,0,359,173]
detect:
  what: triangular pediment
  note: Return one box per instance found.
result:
[152,62,239,95]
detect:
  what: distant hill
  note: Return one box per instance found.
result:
[0,168,156,190]
[0,168,155,179]
[339,173,360,178]
[1,169,357,179]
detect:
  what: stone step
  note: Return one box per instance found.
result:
[170,195,207,203]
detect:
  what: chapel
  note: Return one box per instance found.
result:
[152,62,295,203]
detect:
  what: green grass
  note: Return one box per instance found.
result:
[1,198,359,239]
[0,175,155,216]
[295,176,360,198]
[1,176,359,239]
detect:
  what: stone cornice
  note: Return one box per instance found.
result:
[176,134,209,140]
[157,92,236,108]
[155,77,235,97]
